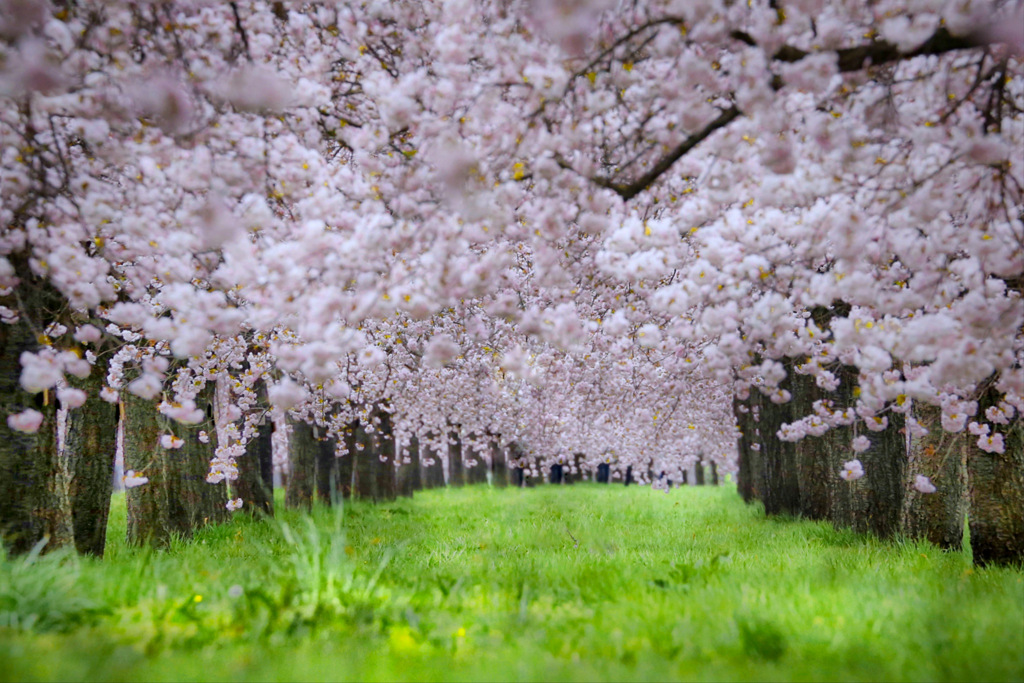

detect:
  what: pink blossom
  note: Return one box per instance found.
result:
[977,433,1005,454]
[840,459,865,481]
[160,434,185,449]
[913,475,936,494]
[123,470,150,488]
[7,409,44,434]
[57,387,87,409]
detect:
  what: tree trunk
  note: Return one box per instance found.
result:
[624,465,634,486]
[756,363,802,516]
[694,462,705,486]
[465,446,488,485]
[710,461,719,486]
[790,369,831,520]
[352,419,372,500]
[232,382,274,517]
[370,406,397,502]
[567,453,583,484]
[62,365,117,556]
[743,393,767,502]
[420,438,445,489]
[903,402,966,550]
[824,364,859,532]
[340,420,361,500]
[489,441,509,487]
[314,426,338,506]
[447,430,465,487]
[397,434,423,497]
[0,281,71,555]
[123,392,164,547]
[597,462,610,483]
[123,381,226,547]
[850,410,907,540]
[286,418,316,510]
[549,464,564,484]
[966,383,1024,566]
[162,382,228,533]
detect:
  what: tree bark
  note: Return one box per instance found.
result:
[447,430,465,487]
[549,463,564,484]
[232,381,274,517]
[370,406,397,502]
[966,383,1024,566]
[62,364,117,556]
[397,434,423,497]
[314,425,338,506]
[489,441,509,487]
[286,418,316,510]
[0,278,71,555]
[710,461,719,486]
[792,370,832,521]
[123,392,164,547]
[420,437,446,489]
[465,446,489,485]
[903,402,966,550]
[822,364,859,532]
[162,382,228,533]
[756,363,802,516]
[850,410,907,540]
[743,392,767,502]
[694,462,705,486]
[123,381,226,547]
[597,462,610,484]
[340,420,361,500]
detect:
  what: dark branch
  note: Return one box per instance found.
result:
[593,105,741,201]
[731,26,984,73]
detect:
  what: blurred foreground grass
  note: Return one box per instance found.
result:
[1,484,1021,682]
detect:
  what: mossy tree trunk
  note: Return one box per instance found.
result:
[340,420,362,500]
[465,446,488,485]
[232,381,274,517]
[966,382,1024,566]
[903,402,966,550]
[369,405,397,502]
[62,364,118,556]
[286,418,316,511]
[421,437,446,489]
[123,392,163,546]
[397,434,423,497]
[741,393,766,502]
[757,362,802,516]
[489,441,509,487]
[789,367,831,520]
[314,424,338,506]
[447,429,465,487]
[162,381,228,533]
[124,381,226,546]
[823,364,859,532]
[0,272,71,555]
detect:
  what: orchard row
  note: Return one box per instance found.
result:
[0,1,1021,564]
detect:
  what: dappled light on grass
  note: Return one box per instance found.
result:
[0,485,1021,682]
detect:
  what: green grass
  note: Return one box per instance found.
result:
[1,484,1022,682]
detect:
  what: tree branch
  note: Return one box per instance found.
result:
[591,105,741,201]
[731,27,983,73]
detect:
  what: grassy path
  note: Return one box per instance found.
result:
[1,484,1021,681]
